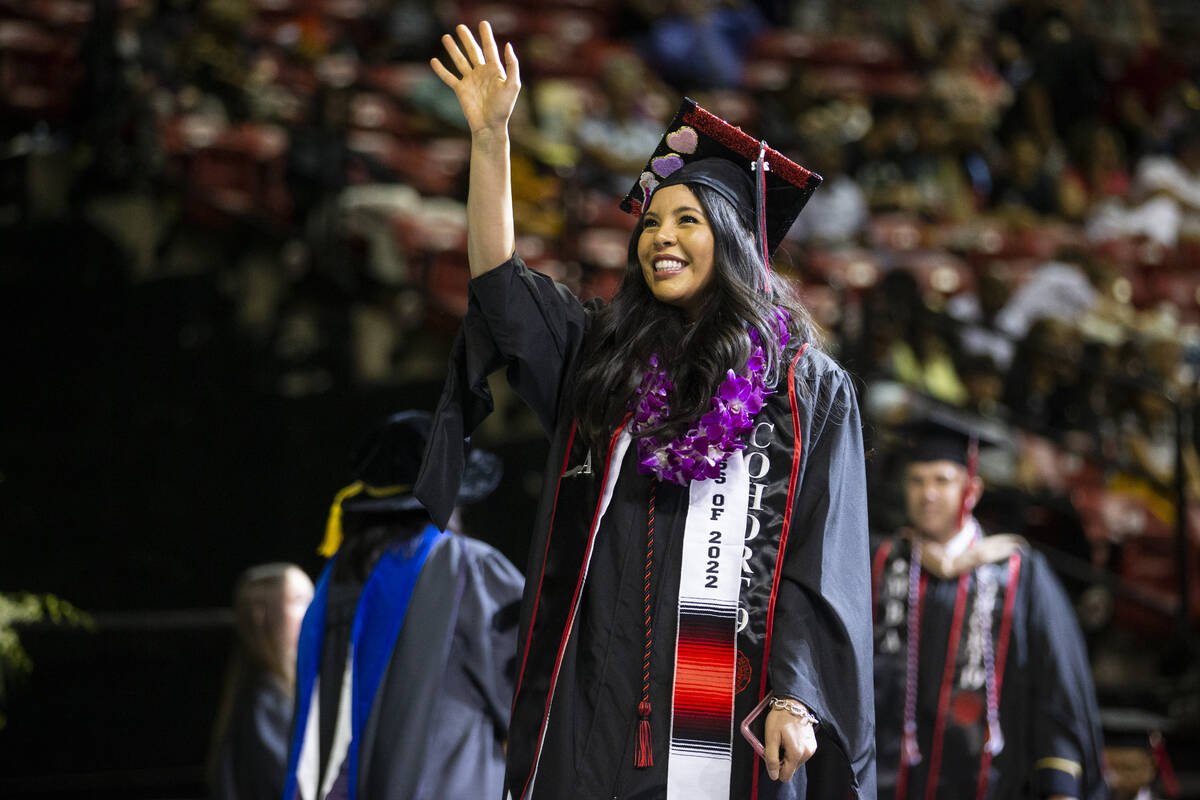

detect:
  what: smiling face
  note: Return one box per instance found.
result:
[638,184,717,318]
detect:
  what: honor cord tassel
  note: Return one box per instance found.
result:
[634,484,657,768]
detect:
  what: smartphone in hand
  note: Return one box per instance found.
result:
[739,692,775,758]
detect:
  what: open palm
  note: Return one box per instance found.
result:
[430,22,521,136]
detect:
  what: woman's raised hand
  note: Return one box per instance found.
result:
[431,22,519,276]
[430,22,521,137]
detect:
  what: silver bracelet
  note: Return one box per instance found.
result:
[769,696,820,727]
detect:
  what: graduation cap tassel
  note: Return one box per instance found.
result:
[318,481,365,557]
[957,437,980,530]
[753,141,770,291]
[1150,731,1181,797]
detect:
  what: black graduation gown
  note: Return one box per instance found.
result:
[416,256,876,800]
[212,672,292,800]
[871,535,1107,800]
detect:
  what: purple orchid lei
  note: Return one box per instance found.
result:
[631,309,792,485]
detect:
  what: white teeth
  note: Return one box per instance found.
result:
[654,259,686,272]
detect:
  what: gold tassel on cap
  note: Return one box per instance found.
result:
[318,482,364,557]
[317,482,414,557]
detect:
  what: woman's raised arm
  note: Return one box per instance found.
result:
[430,22,521,278]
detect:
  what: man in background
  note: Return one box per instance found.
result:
[871,413,1106,800]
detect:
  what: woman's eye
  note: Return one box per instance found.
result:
[679,215,699,224]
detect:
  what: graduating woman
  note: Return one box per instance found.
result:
[417,22,876,800]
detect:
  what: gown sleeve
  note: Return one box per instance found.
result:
[415,254,592,529]
[467,255,591,435]
[1026,551,1107,800]
[767,362,876,799]
[459,541,527,739]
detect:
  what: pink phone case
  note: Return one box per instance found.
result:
[739,692,775,757]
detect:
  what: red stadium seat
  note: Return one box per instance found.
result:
[742,59,791,93]
[581,265,624,302]
[348,91,410,134]
[253,0,302,28]
[928,221,1008,256]
[578,227,631,271]
[425,250,472,320]
[0,19,79,116]
[319,0,367,21]
[459,3,528,40]
[1004,223,1086,260]
[174,121,292,227]
[363,63,432,100]
[750,29,818,62]
[347,133,469,195]
[520,13,611,77]
[1114,529,1191,637]
[27,0,91,32]
[819,34,904,69]
[862,70,924,99]
[812,248,885,290]
[694,90,758,129]
[1144,270,1200,319]
[868,213,923,251]
[751,30,904,70]
[576,189,638,231]
[996,257,1044,291]
[894,249,974,297]
[391,204,468,255]
[1168,237,1200,272]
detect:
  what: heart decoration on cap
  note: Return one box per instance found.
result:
[651,154,684,178]
[665,125,698,154]
[621,97,823,259]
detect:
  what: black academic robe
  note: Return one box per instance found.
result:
[290,532,524,800]
[416,256,876,800]
[871,534,1107,800]
[212,673,291,800]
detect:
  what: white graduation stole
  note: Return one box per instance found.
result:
[522,430,750,800]
[666,450,750,800]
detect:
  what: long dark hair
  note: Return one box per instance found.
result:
[571,183,819,453]
[332,508,430,583]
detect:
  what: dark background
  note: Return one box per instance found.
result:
[0,225,546,795]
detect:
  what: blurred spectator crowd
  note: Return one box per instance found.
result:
[3,0,1200,711]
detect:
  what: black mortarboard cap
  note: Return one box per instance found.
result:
[318,410,502,555]
[1100,707,1171,750]
[620,97,822,259]
[345,409,431,507]
[898,407,1003,467]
